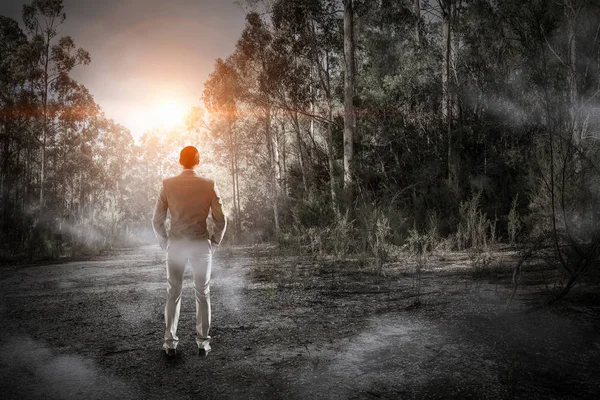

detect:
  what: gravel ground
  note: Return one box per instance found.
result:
[0,244,599,399]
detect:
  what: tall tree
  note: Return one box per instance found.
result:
[565,0,580,147]
[0,16,29,231]
[22,0,89,211]
[203,57,243,240]
[343,0,355,199]
[413,0,421,43]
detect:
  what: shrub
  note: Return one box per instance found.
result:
[405,227,432,306]
[455,191,495,250]
[327,210,353,261]
[468,246,493,275]
[305,227,324,258]
[508,194,521,244]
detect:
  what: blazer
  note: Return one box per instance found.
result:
[152,169,227,249]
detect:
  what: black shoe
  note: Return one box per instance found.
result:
[198,348,209,357]
[198,343,211,357]
[164,347,177,357]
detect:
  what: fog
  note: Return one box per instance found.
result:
[0,336,139,399]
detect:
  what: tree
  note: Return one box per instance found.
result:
[22,0,90,211]
[0,16,29,231]
[271,0,342,210]
[413,0,421,43]
[0,0,140,259]
[342,0,355,201]
[203,57,243,240]
[235,12,282,238]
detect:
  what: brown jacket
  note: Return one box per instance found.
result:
[152,169,227,249]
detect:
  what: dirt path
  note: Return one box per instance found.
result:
[0,245,599,399]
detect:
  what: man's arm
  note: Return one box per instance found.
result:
[152,181,169,250]
[209,181,227,246]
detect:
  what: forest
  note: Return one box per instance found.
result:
[2,0,600,299]
[1,1,600,398]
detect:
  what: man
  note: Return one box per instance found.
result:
[152,146,227,357]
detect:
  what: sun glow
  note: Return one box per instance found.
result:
[153,99,186,129]
[130,99,187,135]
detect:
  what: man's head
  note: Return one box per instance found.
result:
[179,146,200,169]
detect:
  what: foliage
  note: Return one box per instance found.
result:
[455,192,495,251]
[508,194,521,245]
[326,210,353,261]
[0,1,155,259]
[367,210,391,275]
[3,0,600,296]
[405,226,433,307]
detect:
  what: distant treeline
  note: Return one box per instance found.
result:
[2,0,600,267]
[0,0,167,259]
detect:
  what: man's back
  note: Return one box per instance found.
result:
[152,169,226,245]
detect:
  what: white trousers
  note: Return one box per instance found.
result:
[163,239,212,349]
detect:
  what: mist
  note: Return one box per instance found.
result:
[0,336,138,399]
[2,0,600,398]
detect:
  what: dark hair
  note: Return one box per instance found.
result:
[180,146,200,169]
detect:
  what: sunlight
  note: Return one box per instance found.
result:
[202,107,211,126]
[153,99,186,129]
[130,98,187,135]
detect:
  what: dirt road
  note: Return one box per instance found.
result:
[0,245,599,399]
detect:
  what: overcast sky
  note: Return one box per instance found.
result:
[0,0,247,139]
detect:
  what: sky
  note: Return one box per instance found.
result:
[0,0,247,140]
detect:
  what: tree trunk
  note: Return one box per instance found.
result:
[78,170,85,220]
[231,152,237,237]
[234,143,241,237]
[309,80,316,200]
[40,100,47,211]
[292,114,309,197]
[280,120,287,195]
[343,0,355,198]
[566,0,579,146]
[266,104,280,239]
[1,118,10,228]
[413,0,421,43]
[40,28,52,212]
[441,0,456,191]
[327,100,338,209]
[326,52,337,211]
[273,119,281,188]
[230,129,239,242]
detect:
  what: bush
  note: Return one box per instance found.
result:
[525,138,600,302]
[468,247,493,275]
[405,227,433,306]
[455,191,495,250]
[508,194,521,244]
[369,212,391,275]
[326,210,353,261]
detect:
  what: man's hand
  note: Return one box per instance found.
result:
[159,237,168,251]
[209,238,218,255]
[152,182,169,251]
